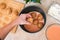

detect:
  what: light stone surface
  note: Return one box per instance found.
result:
[5,0,60,40]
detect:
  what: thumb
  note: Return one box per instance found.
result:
[24,21,31,25]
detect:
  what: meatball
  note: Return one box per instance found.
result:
[33,19,38,25]
[37,22,43,28]
[26,17,33,23]
[38,14,43,20]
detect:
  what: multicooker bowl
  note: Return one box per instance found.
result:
[19,6,46,33]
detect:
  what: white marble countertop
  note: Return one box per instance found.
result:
[5,0,60,40]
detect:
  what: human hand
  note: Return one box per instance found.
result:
[15,14,31,25]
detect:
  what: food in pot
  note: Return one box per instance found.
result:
[33,19,38,25]
[26,17,33,23]
[30,12,36,19]
[37,13,43,20]
[24,24,40,32]
[37,22,43,28]
[24,11,44,32]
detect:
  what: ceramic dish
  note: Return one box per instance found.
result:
[46,23,60,40]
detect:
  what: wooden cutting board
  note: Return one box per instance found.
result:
[0,0,24,33]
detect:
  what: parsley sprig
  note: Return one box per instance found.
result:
[24,0,41,3]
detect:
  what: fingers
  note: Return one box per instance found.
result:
[20,14,31,18]
[21,21,31,25]
[19,14,31,25]
[26,14,32,18]
[25,21,31,24]
[24,20,30,24]
[25,14,32,24]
